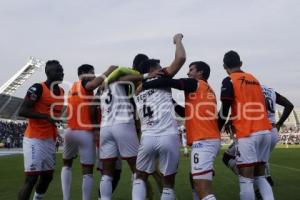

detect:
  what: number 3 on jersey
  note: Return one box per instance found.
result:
[143,104,153,118]
[105,88,112,104]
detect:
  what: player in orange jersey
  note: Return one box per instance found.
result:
[218,50,274,200]
[141,61,220,200]
[18,60,64,200]
[61,64,116,200]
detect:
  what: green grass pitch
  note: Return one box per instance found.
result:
[1,146,300,200]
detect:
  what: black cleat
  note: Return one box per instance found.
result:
[266,176,274,187]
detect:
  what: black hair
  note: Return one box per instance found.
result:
[45,60,61,74]
[137,59,160,74]
[189,61,210,80]
[77,64,94,77]
[132,54,149,70]
[223,50,241,69]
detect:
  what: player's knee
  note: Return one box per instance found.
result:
[63,159,73,167]
[222,152,234,167]
[82,164,94,175]
[40,174,53,184]
[163,173,176,188]
[25,175,38,186]
[135,171,148,182]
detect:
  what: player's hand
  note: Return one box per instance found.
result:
[148,69,165,79]
[173,33,183,44]
[135,83,143,95]
[276,123,282,132]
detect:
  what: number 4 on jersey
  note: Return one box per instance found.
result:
[143,105,153,118]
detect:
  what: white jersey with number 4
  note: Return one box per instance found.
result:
[100,82,134,127]
[262,85,276,124]
[134,87,178,136]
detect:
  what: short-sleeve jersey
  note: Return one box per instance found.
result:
[134,83,178,136]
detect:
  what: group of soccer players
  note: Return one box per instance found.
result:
[17,33,294,200]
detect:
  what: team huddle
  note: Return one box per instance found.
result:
[17,33,294,200]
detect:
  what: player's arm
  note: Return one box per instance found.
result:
[172,99,185,117]
[275,92,294,130]
[218,77,234,131]
[142,77,198,93]
[89,90,101,130]
[162,33,186,77]
[84,65,118,91]
[19,84,56,124]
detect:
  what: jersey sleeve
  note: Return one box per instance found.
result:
[25,83,43,102]
[220,77,234,102]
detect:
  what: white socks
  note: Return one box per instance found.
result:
[61,166,72,200]
[100,175,113,200]
[33,192,44,200]
[254,176,274,200]
[82,174,93,200]
[239,176,255,200]
[161,188,175,200]
[202,194,216,200]
[132,178,146,200]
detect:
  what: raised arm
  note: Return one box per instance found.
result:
[84,65,118,91]
[275,92,294,130]
[163,33,186,77]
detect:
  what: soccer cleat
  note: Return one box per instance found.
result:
[266,176,274,186]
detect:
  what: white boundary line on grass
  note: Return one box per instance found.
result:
[270,163,300,173]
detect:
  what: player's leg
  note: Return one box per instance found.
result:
[254,134,274,200]
[112,158,122,192]
[33,139,56,199]
[18,175,39,200]
[236,137,257,200]
[189,173,199,200]
[191,140,220,200]
[265,127,278,186]
[132,136,156,200]
[99,127,118,200]
[78,131,95,200]
[159,134,181,200]
[34,171,54,200]
[61,130,77,200]
[18,137,39,200]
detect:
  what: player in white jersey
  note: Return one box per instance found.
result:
[261,85,294,185]
[128,33,186,200]
[222,85,294,187]
[98,79,140,200]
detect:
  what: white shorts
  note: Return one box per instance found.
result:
[236,131,271,168]
[63,129,95,166]
[100,122,139,160]
[270,128,279,152]
[191,139,220,179]
[136,134,180,176]
[23,137,55,175]
[95,145,122,171]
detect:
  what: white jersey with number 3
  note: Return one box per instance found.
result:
[134,87,178,136]
[100,82,134,127]
[262,85,276,124]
